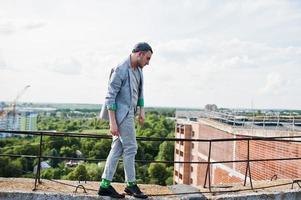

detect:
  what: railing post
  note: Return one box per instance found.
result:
[203,141,212,191]
[243,139,253,189]
[33,132,43,191]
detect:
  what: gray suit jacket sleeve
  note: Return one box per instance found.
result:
[99,68,122,120]
[105,68,122,110]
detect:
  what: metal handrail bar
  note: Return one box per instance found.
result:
[2,130,301,142]
[1,153,301,164]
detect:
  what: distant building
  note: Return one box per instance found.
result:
[33,161,51,173]
[204,104,218,111]
[20,112,38,131]
[0,112,21,137]
[0,110,38,137]
[66,160,82,167]
[0,102,6,132]
[174,110,301,187]
[0,102,5,112]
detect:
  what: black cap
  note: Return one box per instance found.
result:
[132,42,153,53]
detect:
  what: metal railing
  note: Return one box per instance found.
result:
[1,130,301,195]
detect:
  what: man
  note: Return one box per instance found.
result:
[98,42,153,198]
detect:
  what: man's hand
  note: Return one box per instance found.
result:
[138,107,145,126]
[138,115,144,126]
[110,122,120,136]
[108,110,119,136]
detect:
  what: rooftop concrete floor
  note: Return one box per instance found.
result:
[1,178,301,199]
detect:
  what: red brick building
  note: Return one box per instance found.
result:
[174,114,301,187]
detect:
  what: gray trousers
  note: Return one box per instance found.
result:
[101,109,138,182]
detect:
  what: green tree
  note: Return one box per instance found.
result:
[44,136,66,150]
[148,163,167,185]
[136,164,149,183]
[165,166,174,185]
[156,141,174,165]
[75,164,88,181]
[49,148,60,167]
[88,140,111,159]
[0,157,23,177]
[60,146,75,158]
[85,163,103,181]
[66,164,88,181]
[41,168,62,179]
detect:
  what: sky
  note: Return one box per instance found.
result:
[0,0,301,109]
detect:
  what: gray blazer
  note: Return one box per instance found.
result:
[99,56,144,125]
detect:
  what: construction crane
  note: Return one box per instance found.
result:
[0,85,31,130]
[0,103,5,117]
[11,85,31,130]
[10,85,31,116]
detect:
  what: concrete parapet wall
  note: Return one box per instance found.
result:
[0,191,173,200]
[0,191,100,200]
[213,189,301,200]
[2,189,301,200]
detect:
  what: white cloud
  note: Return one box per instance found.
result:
[258,73,287,95]
[0,20,15,35]
[0,53,6,69]
[157,38,205,62]
[46,57,83,75]
[23,21,46,31]
[221,55,255,69]
[0,18,46,35]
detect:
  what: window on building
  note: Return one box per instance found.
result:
[179,173,183,179]
[191,166,193,172]
[192,143,194,149]
[175,170,178,176]
[192,131,195,137]
[190,178,193,184]
[180,141,184,145]
[180,151,184,157]
[176,149,179,154]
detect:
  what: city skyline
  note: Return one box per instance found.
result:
[1,1,301,109]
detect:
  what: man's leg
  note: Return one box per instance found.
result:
[98,137,125,198]
[119,111,137,182]
[119,110,148,198]
[101,137,123,181]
